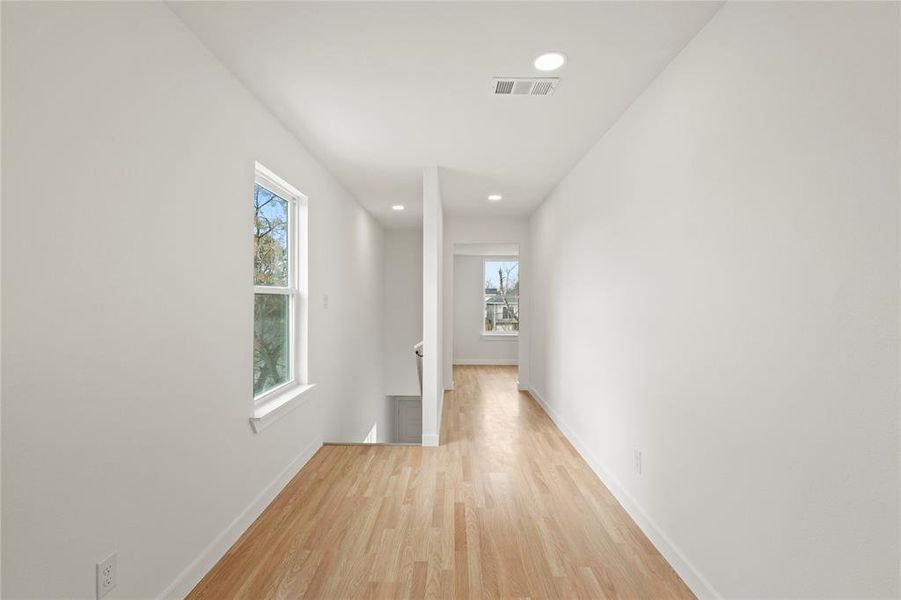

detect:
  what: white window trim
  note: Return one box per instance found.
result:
[251,162,311,432]
[481,256,520,337]
[250,383,316,433]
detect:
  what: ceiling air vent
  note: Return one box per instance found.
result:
[492,77,559,96]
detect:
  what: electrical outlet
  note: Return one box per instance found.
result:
[96,553,117,599]
[322,294,329,309]
[634,450,642,475]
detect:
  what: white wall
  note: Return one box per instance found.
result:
[443,217,530,389]
[529,2,900,598]
[453,254,518,365]
[1,3,387,598]
[383,229,423,396]
[422,167,443,446]
[1,5,4,592]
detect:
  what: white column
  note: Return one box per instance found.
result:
[421,166,443,446]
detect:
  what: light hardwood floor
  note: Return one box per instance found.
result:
[187,365,695,599]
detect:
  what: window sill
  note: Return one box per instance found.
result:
[481,333,519,340]
[250,383,316,433]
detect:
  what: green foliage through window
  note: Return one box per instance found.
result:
[254,180,293,397]
[254,184,289,287]
[254,293,290,396]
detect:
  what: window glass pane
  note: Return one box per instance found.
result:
[484,260,519,333]
[254,293,290,396]
[254,183,289,286]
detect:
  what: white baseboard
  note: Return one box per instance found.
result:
[526,386,720,600]
[453,358,518,366]
[157,438,322,599]
[517,381,529,391]
[422,433,440,447]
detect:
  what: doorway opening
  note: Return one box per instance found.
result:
[448,242,522,390]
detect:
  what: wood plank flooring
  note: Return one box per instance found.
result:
[187,365,695,599]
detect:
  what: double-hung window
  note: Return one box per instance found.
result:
[253,163,307,406]
[483,258,519,335]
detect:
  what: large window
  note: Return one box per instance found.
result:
[483,259,519,335]
[253,164,307,403]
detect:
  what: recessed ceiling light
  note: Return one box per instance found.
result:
[487,194,503,201]
[391,204,405,211]
[534,52,566,72]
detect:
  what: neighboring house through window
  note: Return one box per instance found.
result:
[483,258,519,335]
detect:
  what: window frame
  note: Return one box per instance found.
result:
[253,163,309,408]
[481,256,519,337]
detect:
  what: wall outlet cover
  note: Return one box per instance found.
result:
[96,553,117,599]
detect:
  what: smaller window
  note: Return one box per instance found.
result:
[483,259,519,335]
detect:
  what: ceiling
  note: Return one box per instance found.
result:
[170,1,721,228]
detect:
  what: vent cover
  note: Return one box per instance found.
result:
[492,77,559,96]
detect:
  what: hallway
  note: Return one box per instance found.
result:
[188,366,694,599]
